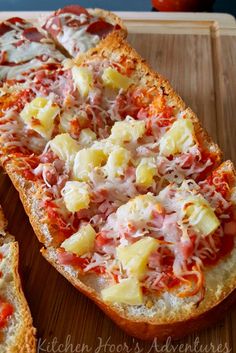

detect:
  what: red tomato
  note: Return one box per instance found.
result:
[203,233,234,267]
[152,0,214,12]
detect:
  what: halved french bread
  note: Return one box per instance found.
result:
[0,208,36,352]
[0,25,234,343]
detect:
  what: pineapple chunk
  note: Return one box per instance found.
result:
[72,66,93,97]
[20,97,59,140]
[101,278,143,305]
[105,146,131,179]
[61,224,96,256]
[116,194,158,223]
[184,196,220,236]
[110,116,146,144]
[62,181,90,212]
[136,157,157,187]
[50,133,80,166]
[117,237,159,279]
[73,148,107,181]
[78,128,96,146]
[159,118,195,156]
[102,67,132,91]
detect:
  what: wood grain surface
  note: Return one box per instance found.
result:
[0,13,236,353]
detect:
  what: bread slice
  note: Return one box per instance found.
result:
[0,208,36,352]
[0,25,230,342]
[41,160,236,341]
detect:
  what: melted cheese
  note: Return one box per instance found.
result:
[0,28,64,64]
[116,194,157,224]
[0,59,46,80]
[57,19,100,57]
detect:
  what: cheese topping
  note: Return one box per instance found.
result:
[43,10,114,58]
[0,19,64,81]
[58,24,100,57]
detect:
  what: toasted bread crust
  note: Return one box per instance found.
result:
[2,160,60,247]
[8,242,36,353]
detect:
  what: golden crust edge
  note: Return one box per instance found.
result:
[41,243,236,341]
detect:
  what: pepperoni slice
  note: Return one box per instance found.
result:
[22,27,44,42]
[56,5,90,17]
[7,17,27,25]
[86,20,114,38]
[0,23,12,36]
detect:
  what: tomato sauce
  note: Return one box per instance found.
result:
[44,200,75,240]
[206,170,231,197]
[0,256,14,328]
[203,233,235,267]
[0,302,14,329]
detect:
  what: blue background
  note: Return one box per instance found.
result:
[0,0,236,17]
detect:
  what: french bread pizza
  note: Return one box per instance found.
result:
[0,207,36,352]
[0,6,235,341]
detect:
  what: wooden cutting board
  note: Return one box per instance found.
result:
[0,11,236,352]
